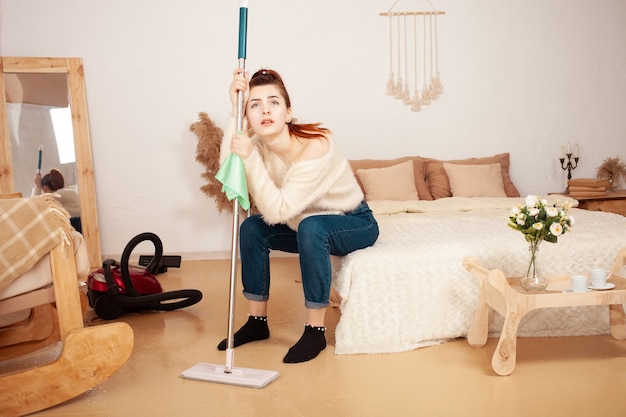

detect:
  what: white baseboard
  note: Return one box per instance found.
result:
[102,250,298,264]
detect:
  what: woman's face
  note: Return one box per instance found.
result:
[246,84,291,138]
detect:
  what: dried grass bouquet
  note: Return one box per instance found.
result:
[596,156,626,190]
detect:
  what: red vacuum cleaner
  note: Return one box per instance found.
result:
[87,232,202,320]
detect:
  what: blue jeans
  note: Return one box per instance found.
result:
[239,201,379,309]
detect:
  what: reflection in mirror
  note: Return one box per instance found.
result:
[0,57,101,268]
[4,72,77,198]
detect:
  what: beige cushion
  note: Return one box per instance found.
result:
[443,162,507,197]
[356,160,420,201]
[424,153,520,199]
[350,156,433,200]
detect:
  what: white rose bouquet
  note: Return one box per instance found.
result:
[508,195,574,290]
[508,195,573,244]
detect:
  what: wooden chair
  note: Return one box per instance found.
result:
[0,209,134,416]
[0,192,57,357]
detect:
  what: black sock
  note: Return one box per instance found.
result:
[217,315,270,351]
[283,324,326,364]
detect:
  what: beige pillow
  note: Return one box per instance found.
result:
[356,160,419,201]
[425,153,520,199]
[350,156,432,200]
[443,162,507,197]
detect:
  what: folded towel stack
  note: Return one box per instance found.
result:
[568,178,611,198]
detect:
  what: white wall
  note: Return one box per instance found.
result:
[1,0,625,259]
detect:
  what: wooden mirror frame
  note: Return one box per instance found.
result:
[0,57,101,268]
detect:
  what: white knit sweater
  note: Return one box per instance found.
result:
[220,117,363,230]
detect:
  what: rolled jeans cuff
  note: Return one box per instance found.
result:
[304,300,329,309]
[242,291,269,303]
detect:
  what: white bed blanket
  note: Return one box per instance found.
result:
[332,197,626,354]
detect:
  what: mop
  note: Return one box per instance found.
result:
[181,0,279,388]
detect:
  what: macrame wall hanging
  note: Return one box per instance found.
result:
[382,1,445,112]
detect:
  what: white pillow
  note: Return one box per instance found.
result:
[443,162,506,197]
[356,160,419,201]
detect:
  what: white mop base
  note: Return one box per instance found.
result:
[182,363,279,388]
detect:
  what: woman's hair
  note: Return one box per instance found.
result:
[249,69,330,140]
[41,168,65,191]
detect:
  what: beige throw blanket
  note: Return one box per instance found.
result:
[0,196,73,292]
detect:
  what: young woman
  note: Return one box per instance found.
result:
[218,68,379,363]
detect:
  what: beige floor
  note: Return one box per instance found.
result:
[12,257,626,416]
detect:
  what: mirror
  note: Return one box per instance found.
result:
[0,57,101,268]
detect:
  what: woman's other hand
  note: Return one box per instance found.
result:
[230,68,249,117]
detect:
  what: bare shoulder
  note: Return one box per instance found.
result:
[299,137,330,161]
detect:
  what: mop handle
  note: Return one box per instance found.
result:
[236,1,247,132]
[225,69,244,368]
[37,145,43,174]
[225,0,249,373]
[238,6,248,61]
[225,197,240,373]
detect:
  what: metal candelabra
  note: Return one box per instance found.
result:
[559,153,579,180]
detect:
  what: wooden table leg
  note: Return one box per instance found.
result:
[492,307,524,376]
[464,256,491,348]
[468,287,489,348]
[609,304,626,340]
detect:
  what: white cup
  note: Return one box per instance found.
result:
[571,275,588,292]
[590,269,610,288]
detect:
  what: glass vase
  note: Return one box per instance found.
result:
[520,242,547,291]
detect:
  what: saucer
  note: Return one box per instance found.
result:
[588,283,615,291]
[562,288,591,293]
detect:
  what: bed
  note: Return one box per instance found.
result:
[330,153,626,355]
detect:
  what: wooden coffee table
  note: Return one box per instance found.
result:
[463,248,626,376]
